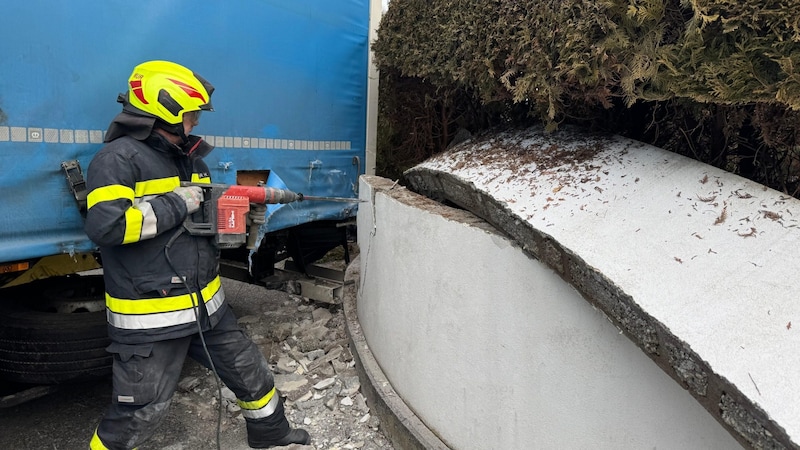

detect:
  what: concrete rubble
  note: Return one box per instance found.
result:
[166,276,395,450]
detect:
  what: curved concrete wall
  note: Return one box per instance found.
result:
[357,176,742,449]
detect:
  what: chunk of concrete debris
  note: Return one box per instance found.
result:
[236,315,260,325]
[309,345,344,370]
[354,393,369,414]
[271,323,293,341]
[220,386,237,402]
[296,391,313,403]
[313,377,336,390]
[177,376,201,392]
[297,334,325,352]
[325,395,337,411]
[274,373,308,393]
[312,307,333,323]
[276,355,297,374]
[306,349,325,361]
[341,376,360,394]
[309,323,330,340]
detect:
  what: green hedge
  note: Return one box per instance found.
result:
[376,0,800,120]
[374,0,800,194]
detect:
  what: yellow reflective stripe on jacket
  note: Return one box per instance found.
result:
[122,206,144,244]
[87,184,135,209]
[107,276,221,315]
[191,173,211,183]
[106,277,225,330]
[134,176,180,197]
[88,175,207,210]
[238,387,280,419]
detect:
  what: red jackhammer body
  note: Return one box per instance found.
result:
[182,183,302,249]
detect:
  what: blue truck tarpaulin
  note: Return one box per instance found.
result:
[0,0,371,262]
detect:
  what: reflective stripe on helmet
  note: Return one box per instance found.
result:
[106,276,224,330]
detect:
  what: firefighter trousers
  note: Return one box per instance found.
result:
[89,307,290,450]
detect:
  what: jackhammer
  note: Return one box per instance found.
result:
[181,183,360,249]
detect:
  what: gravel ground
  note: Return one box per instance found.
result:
[201,274,398,450]
[0,253,397,450]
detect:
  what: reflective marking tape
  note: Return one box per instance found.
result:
[60,129,74,143]
[137,200,158,240]
[0,126,351,149]
[0,126,352,150]
[11,127,26,141]
[45,128,59,142]
[238,388,280,419]
[28,128,42,142]
[197,135,351,150]
[106,281,225,330]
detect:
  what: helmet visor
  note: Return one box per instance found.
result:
[184,110,202,126]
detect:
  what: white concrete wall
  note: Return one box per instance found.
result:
[357,176,742,450]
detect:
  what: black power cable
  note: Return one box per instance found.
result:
[165,227,223,450]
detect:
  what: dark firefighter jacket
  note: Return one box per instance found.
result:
[84,112,225,344]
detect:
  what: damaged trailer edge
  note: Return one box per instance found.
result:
[0,0,379,388]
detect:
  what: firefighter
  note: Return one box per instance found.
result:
[85,60,310,449]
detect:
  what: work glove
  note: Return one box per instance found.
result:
[248,204,267,226]
[173,186,204,214]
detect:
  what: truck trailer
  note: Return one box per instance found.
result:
[0,0,379,387]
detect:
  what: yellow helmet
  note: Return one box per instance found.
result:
[126,60,214,124]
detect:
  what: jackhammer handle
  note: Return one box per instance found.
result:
[179,182,225,236]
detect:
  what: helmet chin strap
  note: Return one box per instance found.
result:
[176,127,190,148]
[154,120,191,150]
[139,116,213,161]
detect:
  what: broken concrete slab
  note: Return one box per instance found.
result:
[401,125,798,449]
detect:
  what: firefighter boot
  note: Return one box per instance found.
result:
[247,425,311,448]
[245,396,311,448]
[248,428,311,448]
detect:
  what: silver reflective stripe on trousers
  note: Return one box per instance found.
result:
[239,392,280,419]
